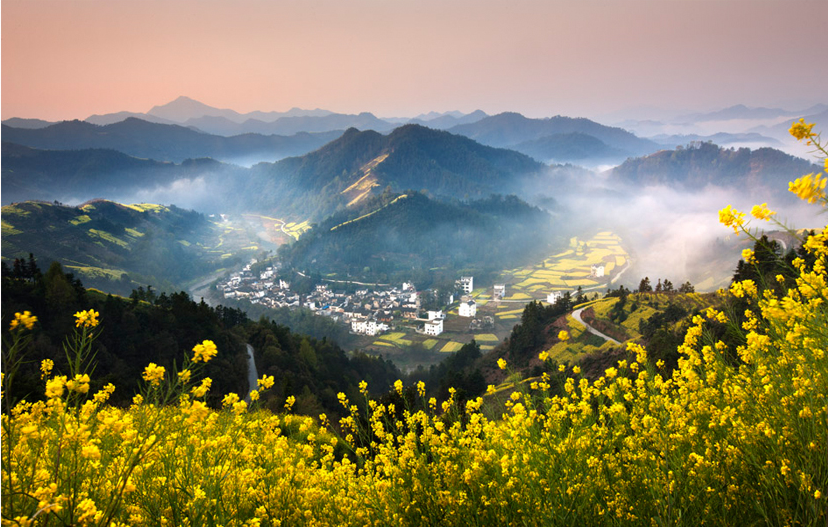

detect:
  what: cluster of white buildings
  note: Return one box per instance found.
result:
[220,267,496,340]
[217,264,423,337]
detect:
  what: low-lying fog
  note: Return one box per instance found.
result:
[525,166,824,291]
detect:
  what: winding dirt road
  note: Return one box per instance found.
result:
[571,308,621,345]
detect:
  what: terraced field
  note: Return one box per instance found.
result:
[242,214,311,244]
[497,231,629,319]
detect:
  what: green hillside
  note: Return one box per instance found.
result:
[1,200,261,295]
[277,192,557,285]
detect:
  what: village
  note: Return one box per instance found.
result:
[215,231,629,364]
[216,264,504,338]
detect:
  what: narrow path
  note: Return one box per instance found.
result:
[571,308,621,345]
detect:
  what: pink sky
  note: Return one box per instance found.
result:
[2,0,826,121]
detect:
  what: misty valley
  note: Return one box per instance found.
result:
[4,94,828,525]
[3,98,825,374]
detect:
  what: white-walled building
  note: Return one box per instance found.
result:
[591,264,605,278]
[493,284,506,299]
[547,291,564,304]
[427,310,445,321]
[457,276,474,294]
[351,318,389,336]
[423,318,444,336]
[459,299,477,318]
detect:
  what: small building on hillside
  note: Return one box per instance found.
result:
[427,310,445,321]
[459,299,477,318]
[457,276,474,294]
[493,284,506,299]
[423,318,444,336]
[591,264,605,278]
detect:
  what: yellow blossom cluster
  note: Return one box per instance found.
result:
[9,311,37,331]
[192,339,218,363]
[73,309,99,329]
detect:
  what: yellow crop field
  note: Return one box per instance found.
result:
[563,279,599,287]
[422,339,438,350]
[616,255,627,266]
[373,340,394,347]
[69,215,92,226]
[379,332,407,342]
[2,221,22,236]
[440,341,464,352]
[505,292,532,300]
[475,334,499,342]
[88,229,129,249]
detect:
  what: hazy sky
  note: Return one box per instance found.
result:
[2,0,826,121]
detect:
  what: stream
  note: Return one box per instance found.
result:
[245,343,259,403]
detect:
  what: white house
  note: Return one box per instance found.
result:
[457,276,474,294]
[547,291,564,304]
[423,318,444,336]
[591,264,605,278]
[427,310,445,321]
[351,318,389,336]
[459,299,477,318]
[493,284,506,299]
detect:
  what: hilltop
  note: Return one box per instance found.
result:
[610,141,821,197]
[245,124,545,220]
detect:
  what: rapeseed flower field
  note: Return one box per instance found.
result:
[2,124,827,525]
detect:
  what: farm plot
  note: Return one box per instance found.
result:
[499,231,629,302]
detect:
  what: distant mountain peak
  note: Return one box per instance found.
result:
[148,96,243,124]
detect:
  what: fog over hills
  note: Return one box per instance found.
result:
[3,98,826,295]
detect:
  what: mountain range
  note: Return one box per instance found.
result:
[446,112,663,164]
[1,118,342,165]
[242,124,546,219]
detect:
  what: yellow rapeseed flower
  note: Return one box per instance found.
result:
[40,359,54,379]
[558,330,570,341]
[192,340,218,363]
[789,118,815,141]
[718,205,746,235]
[789,173,827,204]
[73,309,99,329]
[142,363,165,386]
[497,358,507,370]
[9,311,37,331]
[191,377,212,398]
[750,203,776,221]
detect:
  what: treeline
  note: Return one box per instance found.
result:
[1,256,400,419]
